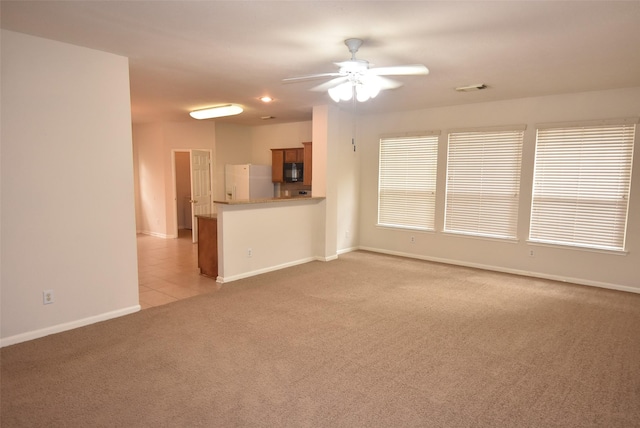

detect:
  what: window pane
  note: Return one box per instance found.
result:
[530,124,635,251]
[445,130,524,239]
[378,135,438,230]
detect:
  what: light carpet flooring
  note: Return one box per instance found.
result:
[137,229,220,309]
[2,250,640,426]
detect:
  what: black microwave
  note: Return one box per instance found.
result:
[284,162,303,182]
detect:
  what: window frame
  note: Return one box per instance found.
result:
[529,119,637,252]
[377,132,440,231]
[443,126,526,240]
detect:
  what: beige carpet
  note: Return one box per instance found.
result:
[2,251,640,427]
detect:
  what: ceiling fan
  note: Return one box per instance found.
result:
[283,38,429,102]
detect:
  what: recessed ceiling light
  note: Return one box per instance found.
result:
[189,104,243,120]
[259,96,273,103]
[455,84,488,92]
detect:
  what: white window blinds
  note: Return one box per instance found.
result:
[530,122,636,251]
[378,134,439,230]
[445,129,524,239]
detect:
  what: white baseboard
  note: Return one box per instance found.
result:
[358,246,640,295]
[217,256,327,283]
[0,305,141,348]
[337,246,358,255]
[138,230,173,239]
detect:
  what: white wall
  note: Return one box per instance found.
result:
[133,124,167,236]
[335,110,360,253]
[217,199,324,282]
[0,30,139,345]
[357,87,640,292]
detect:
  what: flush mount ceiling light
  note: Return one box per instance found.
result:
[259,96,273,103]
[189,104,243,120]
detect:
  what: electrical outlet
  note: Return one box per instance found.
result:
[43,290,54,305]
[247,248,252,258]
[529,249,535,257]
[410,236,416,244]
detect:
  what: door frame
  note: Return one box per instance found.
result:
[171,149,214,243]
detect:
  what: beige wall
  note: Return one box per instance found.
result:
[249,121,313,165]
[133,121,216,237]
[357,87,640,291]
[1,30,139,344]
[214,123,252,203]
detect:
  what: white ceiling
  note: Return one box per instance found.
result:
[2,1,640,126]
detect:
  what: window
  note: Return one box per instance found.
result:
[444,128,525,239]
[378,134,439,230]
[530,120,636,251]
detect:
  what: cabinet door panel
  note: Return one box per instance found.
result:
[303,142,312,186]
[271,149,284,182]
[284,149,299,163]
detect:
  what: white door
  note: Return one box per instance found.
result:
[190,150,212,243]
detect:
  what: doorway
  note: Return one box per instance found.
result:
[174,152,192,235]
[173,149,213,243]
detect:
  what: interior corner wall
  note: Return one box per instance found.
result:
[1,30,139,345]
[357,87,640,292]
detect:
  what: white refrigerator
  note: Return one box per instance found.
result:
[225,164,274,201]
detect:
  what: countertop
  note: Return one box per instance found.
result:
[195,213,217,219]
[214,196,324,205]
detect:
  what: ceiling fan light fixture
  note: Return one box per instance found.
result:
[355,83,380,102]
[329,82,354,102]
[189,104,243,120]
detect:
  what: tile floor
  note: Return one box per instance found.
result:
[137,229,220,309]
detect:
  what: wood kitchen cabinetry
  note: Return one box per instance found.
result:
[271,149,285,182]
[271,143,312,184]
[197,214,217,278]
[302,142,312,186]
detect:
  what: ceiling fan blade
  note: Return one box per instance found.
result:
[368,64,429,76]
[310,77,349,92]
[282,72,343,83]
[373,76,404,90]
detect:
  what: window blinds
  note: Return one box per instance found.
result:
[378,135,438,230]
[445,130,524,239]
[530,123,636,251]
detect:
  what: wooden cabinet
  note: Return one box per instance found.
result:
[197,215,217,278]
[271,149,284,182]
[284,148,303,163]
[302,142,312,186]
[271,146,309,183]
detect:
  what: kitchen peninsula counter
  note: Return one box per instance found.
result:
[214,196,325,205]
[213,195,325,283]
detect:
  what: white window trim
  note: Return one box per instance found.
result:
[529,119,637,251]
[444,127,525,240]
[377,133,440,231]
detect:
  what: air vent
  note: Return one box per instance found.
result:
[455,84,487,92]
